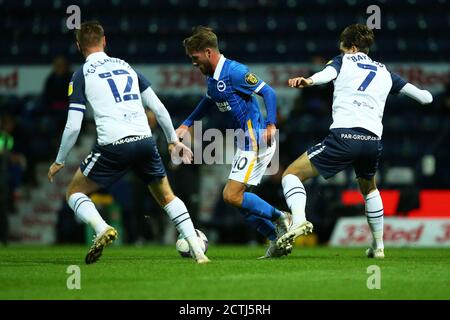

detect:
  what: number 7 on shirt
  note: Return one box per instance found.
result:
[357,63,377,91]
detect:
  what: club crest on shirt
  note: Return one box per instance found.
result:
[217,80,226,92]
[245,73,259,85]
[68,82,73,96]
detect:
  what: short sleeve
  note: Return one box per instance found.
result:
[135,70,152,93]
[68,69,87,105]
[230,65,266,96]
[390,72,407,94]
[325,54,343,74]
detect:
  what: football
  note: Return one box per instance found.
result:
[176,229,208,258]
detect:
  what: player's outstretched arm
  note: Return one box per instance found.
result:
[288,77,313,88]
[48,106,84,182]
[256,84,278,145]
[141,87,178,144]
[288,66,338,88]
[289,66,338,89]
[390,72,433,105]
[399,83,433,105]
[136,69,182,143]
[257,84,277,124]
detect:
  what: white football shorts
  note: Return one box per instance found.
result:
[228,140,277,186]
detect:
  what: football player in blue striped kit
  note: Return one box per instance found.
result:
[47,21,209,264]
[176,26,292,258]
[278,24,433,258]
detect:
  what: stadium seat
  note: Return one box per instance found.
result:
[2,0,449,63]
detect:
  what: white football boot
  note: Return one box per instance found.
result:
[186,236,211,264]
[274,211,292,238]
[257,240,292,259]
[191,250,211,264]
[276,220,313,251]
[366,247,385,259]
[274,211,294,253]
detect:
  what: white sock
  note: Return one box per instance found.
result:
[163,197,196,239]
[68,192,109,235]
[163,197,203,255]
[282,174,307,226]
[364,189,384,250]
[185,235,204,257]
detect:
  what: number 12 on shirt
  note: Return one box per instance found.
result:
[98,69,139,102]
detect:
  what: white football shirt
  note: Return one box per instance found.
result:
[69,51,151,145]
[326,52,406,137]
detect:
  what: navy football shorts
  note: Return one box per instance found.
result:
[307,127,382,180]
[79,135,166,187]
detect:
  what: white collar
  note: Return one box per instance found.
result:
[85,51,108,62]
[213,55,226,80]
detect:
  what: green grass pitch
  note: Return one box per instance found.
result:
[0,245,449,300]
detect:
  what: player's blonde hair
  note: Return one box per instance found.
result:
[183,26,219,54]
[76,21,104,52]
[339,24,374,54]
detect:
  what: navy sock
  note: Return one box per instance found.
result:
[240,209,277,241]
[241,192,282,221]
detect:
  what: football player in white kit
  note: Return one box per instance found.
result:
[47,21,210,264]
[277,24,433,258]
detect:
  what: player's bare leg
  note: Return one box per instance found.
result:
[223,180,292,258]
[222,179,246,207]
[147,176,176,207]
[277,152,317,250]
[148,177,210,264]
[66,169,118,264]
[358,176,385,259]
[66,169,101,197]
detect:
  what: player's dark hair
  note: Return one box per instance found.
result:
[183,26,219,54]
[339,24,374,54]
[76,21,104,52]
